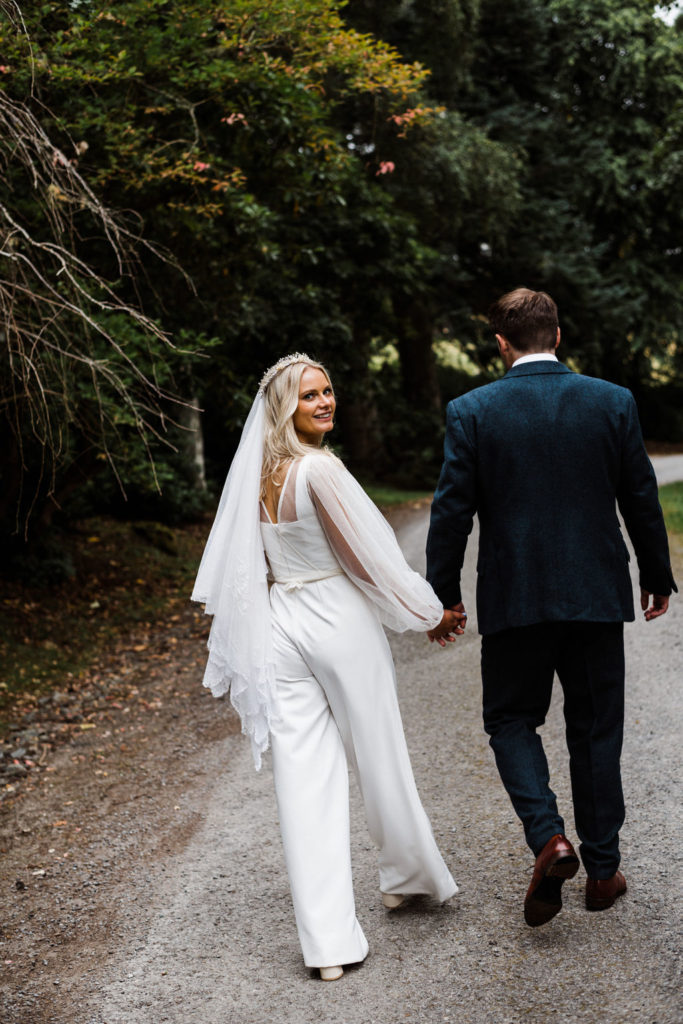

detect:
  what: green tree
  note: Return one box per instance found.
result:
[344,0,480,103]
[342,0,520,439]
[346,0,683,442]
[0,29,191,540]
[459,0,683,427]
[0,0,442,536]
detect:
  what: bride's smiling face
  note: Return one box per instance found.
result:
[292,367,336,445]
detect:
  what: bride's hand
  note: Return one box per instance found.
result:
[428,603,467,647]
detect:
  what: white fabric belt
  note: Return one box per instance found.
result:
[273,568,345,592]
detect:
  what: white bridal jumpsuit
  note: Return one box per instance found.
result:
[260,452,458,969]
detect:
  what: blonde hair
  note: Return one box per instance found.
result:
[260,354,334,497]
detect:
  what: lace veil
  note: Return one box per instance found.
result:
[191,390,277,769]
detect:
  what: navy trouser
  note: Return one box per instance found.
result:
[481,621,625,880]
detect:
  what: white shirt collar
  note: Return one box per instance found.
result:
[511,353,559,368]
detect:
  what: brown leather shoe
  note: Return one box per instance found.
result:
[524,833,580,927]
[585,870,627,911]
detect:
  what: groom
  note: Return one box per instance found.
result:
[426,288,676,926]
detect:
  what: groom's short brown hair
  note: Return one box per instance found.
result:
[488,288,559,352]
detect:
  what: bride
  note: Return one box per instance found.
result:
[193,353,462,981]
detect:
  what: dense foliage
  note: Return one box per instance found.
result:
[460,0,683,412]
[347,0,683,409]
[1,0,681,558]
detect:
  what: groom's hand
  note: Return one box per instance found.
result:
[640,588,669,621]
[428,603,467,647]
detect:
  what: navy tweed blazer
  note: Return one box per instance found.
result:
[426,361,677,635]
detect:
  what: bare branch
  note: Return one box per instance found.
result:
[0,78,198,535]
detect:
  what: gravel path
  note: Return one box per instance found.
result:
[651,454,683,486]
[2,461,681,1024]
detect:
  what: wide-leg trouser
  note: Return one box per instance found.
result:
[481,621,625,880]
[268,575,457,969]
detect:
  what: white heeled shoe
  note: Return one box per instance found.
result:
[319,965,343,982]
[381,892,406,909]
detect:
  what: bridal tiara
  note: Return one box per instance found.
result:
[258,352,313,395]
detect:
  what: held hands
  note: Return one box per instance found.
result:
[640,588,669,621]
[428,602,467,647]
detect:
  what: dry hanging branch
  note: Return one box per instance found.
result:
[0,43,195,534]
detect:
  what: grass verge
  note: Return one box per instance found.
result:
[659,481,683,536]
[362,483,431,508]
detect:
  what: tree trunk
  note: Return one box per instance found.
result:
[394,296,441,411]
[0,430,22,537]
[335,326,384,475]
[179,399,207,492]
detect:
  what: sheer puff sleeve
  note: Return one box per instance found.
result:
[306,454,444,632]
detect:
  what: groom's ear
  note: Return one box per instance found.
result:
[496,333,510,357]
[554,326,561,351]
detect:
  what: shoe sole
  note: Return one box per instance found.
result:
[524,876,564,926]
[524,855,580,927]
